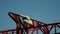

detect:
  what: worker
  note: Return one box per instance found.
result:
[19,14,33,27]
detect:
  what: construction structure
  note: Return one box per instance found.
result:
[0,12,60,34]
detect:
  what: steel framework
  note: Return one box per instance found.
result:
[0,12,60,34]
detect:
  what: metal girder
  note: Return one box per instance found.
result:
[0,12,60,34]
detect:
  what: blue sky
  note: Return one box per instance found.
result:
[0,0,60,34]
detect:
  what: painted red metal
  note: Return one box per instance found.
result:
[0,12,60,34]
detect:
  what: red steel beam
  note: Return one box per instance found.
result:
[0,12,60,34]
[8,12,50,34]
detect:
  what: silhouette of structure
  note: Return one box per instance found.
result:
[0,12,60,34]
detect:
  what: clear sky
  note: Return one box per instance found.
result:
[0,0,60,34]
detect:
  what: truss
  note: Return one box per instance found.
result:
[0,12,60,34]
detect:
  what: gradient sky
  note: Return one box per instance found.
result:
[0,0,60,34]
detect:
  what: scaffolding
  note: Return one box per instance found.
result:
[0,12,60,34]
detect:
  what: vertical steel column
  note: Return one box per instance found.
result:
[16,24,20,34]
[36,28,38,34]
[54,25,56,34]
[36,21,39,34]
